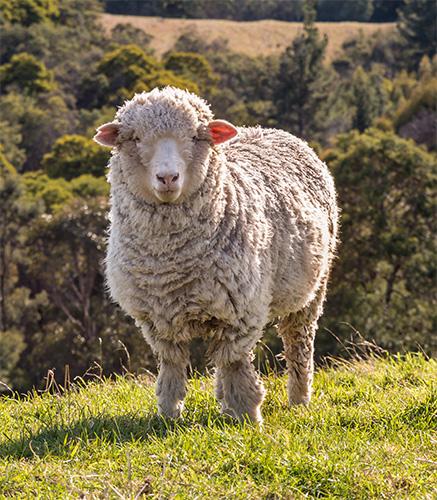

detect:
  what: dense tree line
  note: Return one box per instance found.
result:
[0,0,435,391]
[104,0,408,22]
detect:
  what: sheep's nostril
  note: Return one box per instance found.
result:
[156,173,180,186]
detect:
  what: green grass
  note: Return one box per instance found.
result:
[0,354,436,499]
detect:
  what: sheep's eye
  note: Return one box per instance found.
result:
[192,136,199,142]
[133,136,140,143]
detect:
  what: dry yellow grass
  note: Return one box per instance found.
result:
[101,14,394,61]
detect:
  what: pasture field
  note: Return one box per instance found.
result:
[100,14,394,61]
[0,354,435,498]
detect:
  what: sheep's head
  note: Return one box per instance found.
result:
[94,87,237,204]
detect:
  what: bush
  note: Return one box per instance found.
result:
[42,134,110,180]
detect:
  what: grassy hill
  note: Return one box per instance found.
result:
[100,14,395,61]
[0,354,435,498]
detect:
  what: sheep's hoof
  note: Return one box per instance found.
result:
[220,406,237,419]
[157,402,183,419]
[220,406,263,426]
[288,392,311,406]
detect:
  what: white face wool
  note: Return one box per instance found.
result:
[149,137,187,203]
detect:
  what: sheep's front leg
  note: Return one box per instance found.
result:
[155,342,190,418]
[214,355,265,424]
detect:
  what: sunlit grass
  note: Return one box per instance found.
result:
[1,353,436,498]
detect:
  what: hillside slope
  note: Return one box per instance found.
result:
[0,354,435,498]
[100,14,394,61]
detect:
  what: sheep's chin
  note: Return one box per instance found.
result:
[153,189,182,204]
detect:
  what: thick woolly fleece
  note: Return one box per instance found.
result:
[105,87,338,423]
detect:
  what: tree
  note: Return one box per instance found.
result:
[110,23,154,53]
[322,128,436,354]
[98,44,160,90]
[22,197,152,387]
[395,77,437,149]
[317,0,373,22]
[80,44,199,108]
[0,92,77,171]
[274,1,331,138]
[0,0,59,26]
[0,160,44,389]
[0,52,56,95]
[397,0,437,70]
[348,66,388,132]
[41,134,110,180]
[164,52,217,94]
[0,120,26,169]
[371,0,404,22]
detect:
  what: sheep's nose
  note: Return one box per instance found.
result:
[156,173,179,186]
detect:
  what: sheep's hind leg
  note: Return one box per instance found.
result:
[214,368,225,411]
[155,342,190,418]
[278,284,327,406]
[214,354,265,424]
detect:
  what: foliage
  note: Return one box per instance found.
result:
[0,121,26,169]
[332,29,406,77]
[79,44,199,108]
[11,195,150,389]
[317,0,374,22]
[0,167,42,387]
[0,52,55,95]
[394,76,437,149]
[0,92,76,171]
[104,0,407,22]
[164,51,217,94]
[182,41,277,125]
[41,134,110,180]
[395,77,437,127]
[348,66,388,132]
[323,128,436,354]
[274,2,332,138]
[0,355,435,497]
[0,0,435,391]
[69,174,109,198]
[22,171,73,212]
[0,0,59,26]
[110,23,154,53]
[397,0,437,70]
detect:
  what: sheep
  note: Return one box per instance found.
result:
[94,86,338,424]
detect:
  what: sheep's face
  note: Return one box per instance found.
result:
[118,130,210,205]
[94,87,238,205]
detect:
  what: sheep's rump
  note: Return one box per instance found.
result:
[223,127,338,317]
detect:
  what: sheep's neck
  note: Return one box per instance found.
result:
[115,152,230,258]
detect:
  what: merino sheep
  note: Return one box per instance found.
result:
[94,86,338,424]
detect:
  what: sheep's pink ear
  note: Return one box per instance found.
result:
[93,122,120,147]
[208,119,238,145]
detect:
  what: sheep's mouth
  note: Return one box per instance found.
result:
[153,188,181,203]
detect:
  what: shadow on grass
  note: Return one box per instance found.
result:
[0,411,235,459]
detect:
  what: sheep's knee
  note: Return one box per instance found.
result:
[215,356,265,424]
[155,343,189,418]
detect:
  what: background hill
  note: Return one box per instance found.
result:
[0,354,435,497]
[100,14,395,60]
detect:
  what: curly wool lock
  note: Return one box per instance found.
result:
[94,86,339,424]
